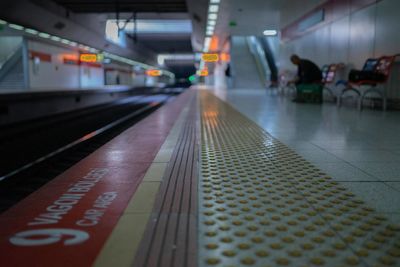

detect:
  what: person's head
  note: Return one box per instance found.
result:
[290,54,301,65]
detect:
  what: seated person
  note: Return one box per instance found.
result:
[289,54,323,102]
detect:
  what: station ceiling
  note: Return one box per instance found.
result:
[52,0,187,13]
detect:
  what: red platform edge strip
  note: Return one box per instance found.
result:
[0,89,194,267]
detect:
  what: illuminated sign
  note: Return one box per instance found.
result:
[220,53,230,62]
[197,69,209,76]
[146,69,162,76]
[201,53,219,62]
[80,54,97,63]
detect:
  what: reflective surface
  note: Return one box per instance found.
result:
[214,88,400,220]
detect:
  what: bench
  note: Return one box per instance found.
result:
[337,55,396,111]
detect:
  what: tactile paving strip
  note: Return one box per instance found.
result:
[198,90,400,267]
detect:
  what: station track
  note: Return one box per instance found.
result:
[0,92,175,213]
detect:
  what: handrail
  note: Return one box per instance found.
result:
[0,45,23,82]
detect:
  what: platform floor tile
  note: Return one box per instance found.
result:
[198,90,400,267]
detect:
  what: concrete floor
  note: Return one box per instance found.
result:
[212,87,400,223]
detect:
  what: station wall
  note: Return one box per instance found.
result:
[28,40,103,89]
[279,0,400,72]
[27,40,149,90]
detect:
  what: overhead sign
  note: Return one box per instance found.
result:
[146,69,162,77]
[201,53,219,62]
[80,54,97,63]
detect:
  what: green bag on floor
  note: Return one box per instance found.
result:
[296,84,323,103]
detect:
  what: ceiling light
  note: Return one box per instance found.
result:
[208,20,216,26]
[209,5,219,13]
[208,13,218,20]
[263,29,278,36]
[0,19,7,25]
[38,32,50,38]
[61,39,71,44]
[50,36,61,41]
[206,30,214,36]
[210,0,220,3]
[207,25,215,30]
[25,28,38,35]
[9,23,24,30]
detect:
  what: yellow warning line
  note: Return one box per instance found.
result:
[93,104,191,267]
[198,90,400,267]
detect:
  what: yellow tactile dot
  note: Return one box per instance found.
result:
[388,248,400,257]
[333,242,346,250]
[294,231,305,237]
[380,255,395,265]
[220,237,233,243]
[219,226,230,231]
[255,250,269,257]
[204,220,215,226]
[287,250,302,257]
[364,241,379,250]
[310,257,325,265]
[321,250,336,257]
[343,236,355,243]
[205,243,218,250]
[247,225,259,231]
[205,231,217,237]
[276,225,288,232]
[238,243,251,250]
[222,250,237,257]
[387,224,400,231]
[355,249,369,257]
[373,235,387,243]
[312,236,325,244]
[241,257,256,265]
[281,236,294,243]
[251,237,264,243]
[275,258,290,266]
[205,258,220,265]
[264,231,276,237]
[300,243,314,250]
[345,256,360,265]
[234,231,247,237]
[270,243,283,250]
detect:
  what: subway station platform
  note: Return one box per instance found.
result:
[0,87,400,267]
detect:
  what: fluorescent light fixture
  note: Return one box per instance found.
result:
[208,20,216,26]
[61,39,71,44]
[263,29,278,36]
[0,18,175,78]
[9,23,24,30]
[207,25,215,31]
[38,32,50,38]
[25,28,38,35]
[50,36,61,41]
[210,0,220,3]
[208,13,218,20]
[209,5,219,13]
[206,30,214,36]
[204,37,211,47]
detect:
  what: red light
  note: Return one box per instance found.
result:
[146,69,162,76]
